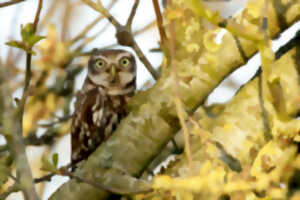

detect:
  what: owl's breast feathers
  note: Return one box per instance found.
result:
[71,86,133,164]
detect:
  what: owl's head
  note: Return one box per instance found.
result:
[87,49,136,89]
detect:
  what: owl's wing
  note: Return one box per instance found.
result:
[71,88,106,164]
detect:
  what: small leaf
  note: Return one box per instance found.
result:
[6,40,27,51]
[28,35,45,47]
[6,40,37,55]
[41,154,57,173]
[52,153,59,168]
[21,23,34,42]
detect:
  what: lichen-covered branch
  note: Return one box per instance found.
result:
[50,1,300,199]
[152,46,300,199]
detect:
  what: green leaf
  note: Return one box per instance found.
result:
[6,23,44,53]
[21,23,34,42]
[41,154,57,173]
[6,40,27,51]
[28,35,45,47]
[6,40,37,55]
[52,153,59,168]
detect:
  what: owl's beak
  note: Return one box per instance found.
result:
[110,65,116,76]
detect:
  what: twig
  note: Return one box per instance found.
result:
[126,0,139,29]
[167,0,192,167]
[70,0,117,44]
[60,169,152,195]
[131,40,159,79]
[81,0,159,80]
[72,22,111,55]
[152,0,168,46]
[18,0,43,122]
[77,20,156,56]
[34,163,152,195]
[133,20,156,35]
[39,0,58,30]
[257,0,273,141]
[0,127,59,153]
[1,1,43,199]
[258,74,272,141]
[81,0,120,27]
[34,163,73,183]
[61,1,73,41]
[32,0,42,32]
[0,0,25,8]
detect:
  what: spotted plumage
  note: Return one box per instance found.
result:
[71,49,136,165]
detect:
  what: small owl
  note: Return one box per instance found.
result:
[71,49,136,164]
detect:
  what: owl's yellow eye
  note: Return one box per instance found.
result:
[94,59,106,69]
[120,57,130,67]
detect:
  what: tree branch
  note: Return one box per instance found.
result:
[152,0,168,46]
[1,1,43,200]
[126,0,139,29]
[0,0,25,8]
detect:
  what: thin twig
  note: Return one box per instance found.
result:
[131,40,159,79]
[1,1,43,199]
[77,20,156,56]
[70,0,117,44]
[126,0,139,29]
[72,22,111,57]
[18,0,43,124]
[81,0,121,27]
[39,0,58,30]
[34,163,152,195]
[0,128,59,153]
[32,0,42,32]
[0,0,25,8]
[257,0,273,141]
[167,0,192,167]
[133,20,156,35]
[152,0,168,46]
[61,1,73,41]
[60,169,152,195]
[34,163,73,183]
[70,16,104,44]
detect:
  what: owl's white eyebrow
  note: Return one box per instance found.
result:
[93,55,109,62]
[116,52,132,60]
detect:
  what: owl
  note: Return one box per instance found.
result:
[71,49,136,165]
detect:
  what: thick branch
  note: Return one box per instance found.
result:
[164,46,300,180]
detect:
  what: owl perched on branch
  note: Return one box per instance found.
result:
[71,49,136,165]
